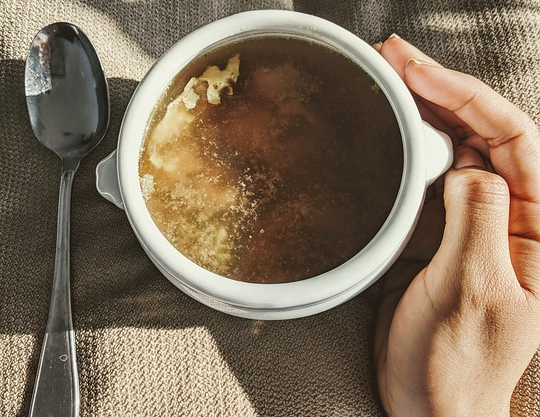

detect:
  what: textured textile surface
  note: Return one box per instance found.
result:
[1,1,539,416]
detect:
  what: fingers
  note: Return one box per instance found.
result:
[404,59,540,204]
[441,147,540,297]
[375,35,540,297]
[376,36,467,141]
[440,153,515,292]
[372,39,458,142]
[380,36,540,292]
[453,145,487,170]
[413,95,459,143]
[446,149,509,243]
[378,35,441,79]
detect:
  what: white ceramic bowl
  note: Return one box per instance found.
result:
[96,10,452,320]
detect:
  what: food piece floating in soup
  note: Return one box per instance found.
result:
[139,36,403,283]
[180,54,240,108]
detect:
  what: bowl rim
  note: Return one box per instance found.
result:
[117,10,427,310]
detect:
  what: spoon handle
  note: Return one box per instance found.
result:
[29,166,80,417]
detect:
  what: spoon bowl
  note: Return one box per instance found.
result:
[25,22,109,416]
[26,22,109,166]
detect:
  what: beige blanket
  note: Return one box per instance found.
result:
[1,1,539,416]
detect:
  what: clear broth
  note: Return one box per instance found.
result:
[139,36,403,283]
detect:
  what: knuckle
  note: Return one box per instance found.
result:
[487,109,539,148]
[520,115,540,140]
[452,170,509,207]
[446,79,480,113]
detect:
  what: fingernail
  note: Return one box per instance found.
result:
[373,42,383,52]
[388,33,400,40]
[406,58,437,67]
[453,145,486,170]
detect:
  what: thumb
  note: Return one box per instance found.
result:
[437,146,513,288]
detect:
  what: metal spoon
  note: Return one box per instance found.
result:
[25,22,109,417]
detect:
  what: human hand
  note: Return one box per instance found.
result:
[373,35,540,417]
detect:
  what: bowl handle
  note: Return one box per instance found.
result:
[423,121,454,186]
[95,150,124,209]
[95,124,452,208]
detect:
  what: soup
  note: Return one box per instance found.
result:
[139,36,403,283]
